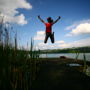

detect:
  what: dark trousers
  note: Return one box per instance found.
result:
[44,32,54,43]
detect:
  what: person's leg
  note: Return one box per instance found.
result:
[50,32,54,43]
[44,33,49,43]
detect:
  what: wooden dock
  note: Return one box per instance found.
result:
[31,58,90,90]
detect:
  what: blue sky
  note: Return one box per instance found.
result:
[0,0,90,50]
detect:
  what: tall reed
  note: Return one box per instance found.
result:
[0,14,41,89]
[83,53,87,73]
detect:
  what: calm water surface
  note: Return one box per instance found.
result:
[40,53,90,61]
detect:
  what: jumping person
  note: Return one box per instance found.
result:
[38,15,61,43]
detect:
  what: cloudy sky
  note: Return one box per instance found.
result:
[0,0,90,50]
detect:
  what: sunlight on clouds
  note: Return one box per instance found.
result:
[55,40,65,44]
[38,42,48,49]
[0,0,32,25]
[66,24,77,31]
[58,38,90,48]
[16,14,28,25]
[4,14,28,25]
[37,38,90,50]
[66,19,90,36]
[58,44,68,48]
[38,42,48,46]
[37,31,45,35]
[34,31,45,40]
[37,40,65,50]
[66,19,90,30]
[68,23,90,36]
[37,42,56,50]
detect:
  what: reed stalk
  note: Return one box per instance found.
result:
[83,53,87,73]
[0,14,41,89]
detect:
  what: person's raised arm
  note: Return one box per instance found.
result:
[38,15,45,24]
[53,16,61,24]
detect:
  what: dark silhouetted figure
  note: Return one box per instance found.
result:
[38,15,61,43]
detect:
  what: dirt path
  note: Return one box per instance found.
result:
[31,59,90,90]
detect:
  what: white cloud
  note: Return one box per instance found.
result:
[38,42,56,50]
[37,40,63,50]
[66,19,90,36]
[0,0,32,25]
[34,31,45,40]
[66,23,77,31]
[37,42,47,50]
[55,40,65,44]
[66,19,90,30]
[37,31,45,35]
[37,38,90,50]
[58,38,90,48]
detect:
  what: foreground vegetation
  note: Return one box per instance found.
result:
[0,39,41,90]
[0,16,41,90]
[0,40,41,90]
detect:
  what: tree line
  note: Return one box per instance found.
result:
[39,46,90,54]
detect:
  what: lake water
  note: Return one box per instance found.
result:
[40,53,90,61]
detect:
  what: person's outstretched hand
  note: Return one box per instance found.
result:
[38,15,40,18]
[58,16,61,19]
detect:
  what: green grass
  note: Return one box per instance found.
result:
[0,20,41,89]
